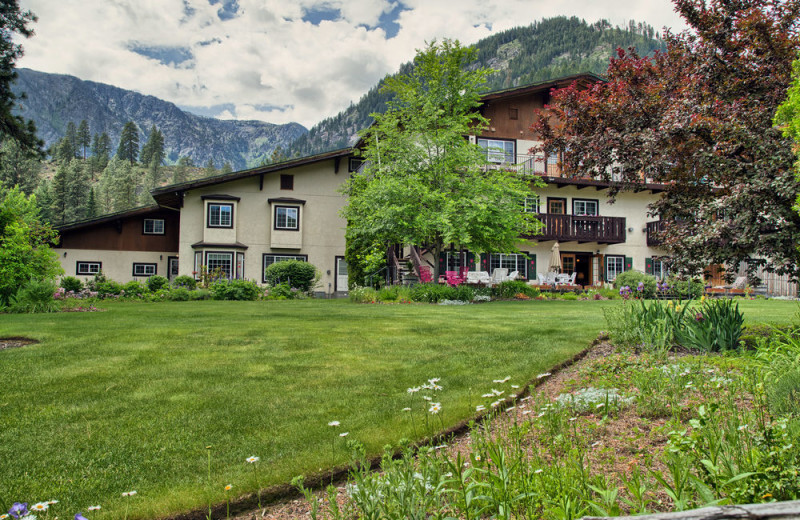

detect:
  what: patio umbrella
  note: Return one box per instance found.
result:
[549,242,562,273]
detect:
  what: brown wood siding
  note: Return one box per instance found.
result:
[478,93,546,141]
[58,210,180,252]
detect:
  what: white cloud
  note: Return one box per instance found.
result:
[17,0,687,128]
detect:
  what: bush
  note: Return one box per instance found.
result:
[410,283,457,303]
[60,276,83,293]
[665,276,704,299]
[560,291,579,300]
[376,285,413,302]
[675,299,744,352]
[264,282,298,300]
[210,279,262,301]
[613,271,657,299]
[349,286,378,303]
[7,279,59,313]
[263,260,319,292]
[167,287,191,301]
[171,275,197,290]
[87,272,122,297]
[493,280,539,299]
[146,275,169,292]
[189,289,212,301]
[122,280,148,299]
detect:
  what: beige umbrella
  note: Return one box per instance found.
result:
[549,242,562,273]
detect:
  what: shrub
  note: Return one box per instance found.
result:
[349,286,378,303]
[189,289,212,301]
[665,276,704,299]
[210,279,262,301]
[122,280,148,298]
[376,285,413,302]
[613,271,657,299]
[493,280,539,299]
[410,283,459,303]
[87,272,122,297]
[171,275,197,290]
[167,287,191,301]
[559,291,578,300]
[60,276,83,293]
[146,275,169,292]
[264,260,319,292]
[265,282,297,300]
[675,299,744,352]
[7,279,59,313]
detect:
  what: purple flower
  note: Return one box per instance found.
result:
[695,312,704,322]
[75,513,89,520]
[9,503,28,519]
[637,282,644,292]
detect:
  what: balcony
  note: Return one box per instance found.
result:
[483,154,560,176]
[646,220,665,247]
[530,213,627,244]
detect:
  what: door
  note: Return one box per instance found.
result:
[335,256,349,293]
[561,253,575,275]
[168,256,179,280]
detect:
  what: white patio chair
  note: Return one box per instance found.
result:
[491,268,509,284]
[478,271,492,284]
[508,270,520,281]
[555,273,570,285]
[466,271,482,284]
[537,273,547,285]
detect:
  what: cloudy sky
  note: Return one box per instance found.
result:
[17,0,687,129]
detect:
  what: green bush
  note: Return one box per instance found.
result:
[167,287,192,301]
[675,299,744,352]
[122,280,148,298]
[171,275,197,290]
[265,282,297,300]
[146,275,169,292]
[376,285,413,302]
[493,280,539,299]
[665,276,704,299]
[264,260,319,292]
[410,283,455,303]
[60,276,83,293]
[768,368,800,416]
[189,289,212,301]
[349,286,378,303]
[559,291,578,300]
[7,279,59,313]
[87,272,122,297]
[210,279,262,301]
[613,271,657,299]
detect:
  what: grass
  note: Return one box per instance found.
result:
[0,298,795,518]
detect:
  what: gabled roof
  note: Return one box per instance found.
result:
[479,72,605,102]
[151,147,352,207]
[55,205,164,233]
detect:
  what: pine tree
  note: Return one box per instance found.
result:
[0,137,41,193]
[66,159,89,222]
[33,179,54,224]
[90,132,111,178]
[172,156,193,184]
[64,122,78,159]
[116,121,140,165]
[140,124,165,167]
[77,120,90,160]
[144,157,162,191]
[84,187,98,219]
[110,158,137,211]
[50,160,70,225]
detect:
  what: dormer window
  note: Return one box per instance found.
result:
[274,206,299,231]
[207,203,233,228]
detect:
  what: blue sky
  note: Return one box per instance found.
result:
[17,0,686,128]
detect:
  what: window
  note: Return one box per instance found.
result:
[653,259,669,280]
[194,252,202,279]
[262,254,307,282]
[478,138,515,164]
[445,252,467,272]
[132,263,157,277]
[274,206,299,230]
[206,252,233,279]
[207,203,233,228]
[143,218,165,235]
[524,195,539,214]
[348,158,364,172]
[280,174,294,190]
[573,199,599,216]
[489,253,528,279]
[508,107,519,120]
[606,255,625,282]
[76,261,101,275]
[547,198,567,215]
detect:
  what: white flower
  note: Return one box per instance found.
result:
[476,405,486,412]
[493,376,511,384]
[428,402,442,414]
[434,444,447,449]
[537,412,546,417]
[428,378,440,384]
[520,396,532,402]
[569,417,577,422]
[738,424,748,431]
[596,403,605,409]
[31,504,48,512]
[402,407,411,412]
[246,456,260,463]
[534,469,543,474]
[490,388,504,396]
[46,501,58,506]
[339,432,349,437]
[591,441,601,447]
[522,410,532,415]
[122,490,137,497]
[432,384,443,391]
[422,395,432,401]
[328,421,340,427]
[536,372,551,379]
[506,406,516,411]
[511,385,520,389]
[88,506,102,511]
[407,387,420,394]
[481,393,494,398]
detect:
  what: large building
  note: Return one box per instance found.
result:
[55,73,682,293]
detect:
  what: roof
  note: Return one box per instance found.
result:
[55,205,166,233]
[479,72,605,102]
[151,148,352,208]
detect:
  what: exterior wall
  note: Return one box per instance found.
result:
[58,249,177,284]
[178,159,348,293]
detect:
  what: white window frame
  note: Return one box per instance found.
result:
[606,255,625,282]
[76,261,101,275]
[524,195,539,214]
[132,263,157,277]
[573,199,599,217]
[489,253,528,279]
[653,259,669,280]
[143,218,165,235]
[207,203,233,228]
[478,138,515,164]
[274,206,299,231]
[205,252,234,279]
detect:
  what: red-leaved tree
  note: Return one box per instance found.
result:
[534,0,800,282]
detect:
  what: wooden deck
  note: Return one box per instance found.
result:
[527,213,627,244]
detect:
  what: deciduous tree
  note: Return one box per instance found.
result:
[534,0,800,281]
[341,39,541,281]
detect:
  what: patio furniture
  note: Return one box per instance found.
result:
[555,273,570,285]
[508,270,520,281]
[491,268,509,284]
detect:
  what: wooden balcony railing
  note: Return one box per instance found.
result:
[646,220,665,247]
[483,154,560,176]
[529,213,627,244]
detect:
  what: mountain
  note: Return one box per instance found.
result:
[12,68,307,170]
[288,17,665,157]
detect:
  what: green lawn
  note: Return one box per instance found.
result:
[0,298,795,518]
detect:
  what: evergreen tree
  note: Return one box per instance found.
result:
[116,121,140,165]
[50,160,70,225]
[76,119,90,160]
[64,121,78,159]
[220,162,233,174]
[204,157,216,176]
[0,137,41,193]
[90,131,111,178]
[144,157,162,191]
[66,159,89,222]
[33,179,53,224]
[84,186,98,219]
[140,124,165,167]
[54,136,75,165]
[172,156,193,184]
